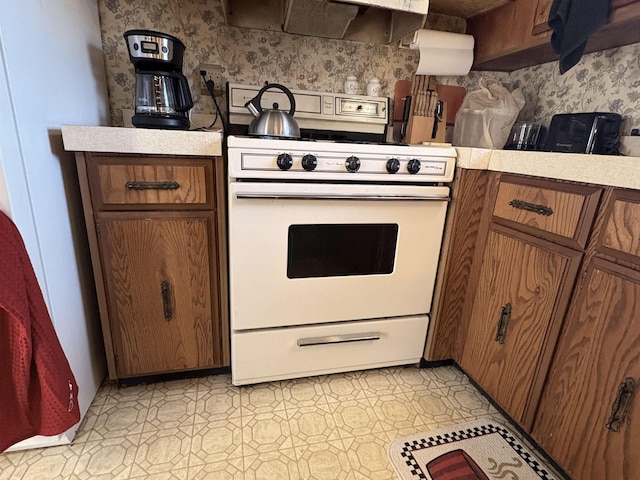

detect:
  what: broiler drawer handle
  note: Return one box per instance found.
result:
[236,193,450,201]
[297,332,381,347]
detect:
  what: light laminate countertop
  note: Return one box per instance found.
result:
[60,127,639,190]
[61,125,224,157]
[455,147,640,190]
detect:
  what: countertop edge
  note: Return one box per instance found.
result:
[455,147,640,190]
[61,125,224,157]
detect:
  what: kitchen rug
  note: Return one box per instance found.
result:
[387,420,561,480]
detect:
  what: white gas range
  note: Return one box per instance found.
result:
[226,86,456,386]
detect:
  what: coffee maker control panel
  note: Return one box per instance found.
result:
[139,40,164,54]
[124,30,186,69]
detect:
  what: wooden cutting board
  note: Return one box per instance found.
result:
[435,85,466,125]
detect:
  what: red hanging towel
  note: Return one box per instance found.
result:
[0,211,80,452]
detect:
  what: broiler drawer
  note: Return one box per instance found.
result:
[231,315,429,385]
[491,175,601,249]
[88,155,214,210]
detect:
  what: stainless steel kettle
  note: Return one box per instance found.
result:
[245,83,300,139]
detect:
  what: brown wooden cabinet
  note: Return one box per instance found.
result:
[428,172,640,478]
[75,153,229,379]
[457,174,600,428]
[459,224,581,428]
[532,189,640,479]
[468,0,640,71]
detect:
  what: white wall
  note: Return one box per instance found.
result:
[0,0,109,448]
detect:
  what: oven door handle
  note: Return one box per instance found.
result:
[235,193,450,201]
[297,332,381,347]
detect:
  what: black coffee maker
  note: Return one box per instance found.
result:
[124,30,193,130]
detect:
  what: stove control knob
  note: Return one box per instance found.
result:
[276,153,293,170]
[386,158,400,174]
[346,156,361,172]
[302,154,318,171]
[407,159,421,174]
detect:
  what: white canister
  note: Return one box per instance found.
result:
[366,77,381,96]
[343,76,358,94]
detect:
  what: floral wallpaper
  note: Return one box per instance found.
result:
[98,0,640,134]
[440,43,640,134]
[97,0,464,126]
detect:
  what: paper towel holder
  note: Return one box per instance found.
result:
[400,29,475,77]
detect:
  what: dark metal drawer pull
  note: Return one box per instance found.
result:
[297,332,381,347]
[495,303,512,344]
[606,377,636,432]
[508,199,553,216]
[126,181,180,191]
[161,280,173,321]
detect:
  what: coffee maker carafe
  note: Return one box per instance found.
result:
[124,30,193,130]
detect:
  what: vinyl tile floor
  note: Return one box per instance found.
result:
[1,365,515,480]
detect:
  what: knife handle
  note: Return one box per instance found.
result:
[400,95,412,139]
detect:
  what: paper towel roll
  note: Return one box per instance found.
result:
[407,29,474,76]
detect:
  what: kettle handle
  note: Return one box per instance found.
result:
[246,83,296,116]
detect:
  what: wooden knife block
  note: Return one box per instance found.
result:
[405,101,447,144]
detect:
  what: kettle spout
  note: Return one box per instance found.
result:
[245,97,261,117]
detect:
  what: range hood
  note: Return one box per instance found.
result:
[221,0,430,44]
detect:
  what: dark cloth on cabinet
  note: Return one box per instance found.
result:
[548,0,611,74]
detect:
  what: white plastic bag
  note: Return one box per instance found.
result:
[453,77,525,149]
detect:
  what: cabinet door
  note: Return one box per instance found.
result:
[99,212,219,377]
[532,0,553,34]
[532,258,640,479]
[533,0,637,34]
[460,225,581,428]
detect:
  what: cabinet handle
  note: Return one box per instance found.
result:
[508,199,553,216]
[297,332,381,347]
[125,181,180,191]
[161,280,173,321]
[495,303,512,344]
[606,377,636,432]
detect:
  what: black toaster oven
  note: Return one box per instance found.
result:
[544,112,622,155]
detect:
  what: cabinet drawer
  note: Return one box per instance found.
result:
[599,189,640,263]
[231,315,429,385]
[89,156,214,210]
[492,175,601,248]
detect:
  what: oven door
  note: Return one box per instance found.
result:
[228,181,450,330]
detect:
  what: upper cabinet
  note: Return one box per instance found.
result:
[469,0,640,71]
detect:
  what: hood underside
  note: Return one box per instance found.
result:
[221,0,508,43]
[221,0,431,44]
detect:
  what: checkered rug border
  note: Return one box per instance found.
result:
[395,421,555,480]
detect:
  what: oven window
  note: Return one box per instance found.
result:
[287,224,398,278]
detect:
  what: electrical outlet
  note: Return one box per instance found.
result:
[198,63,225,96]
